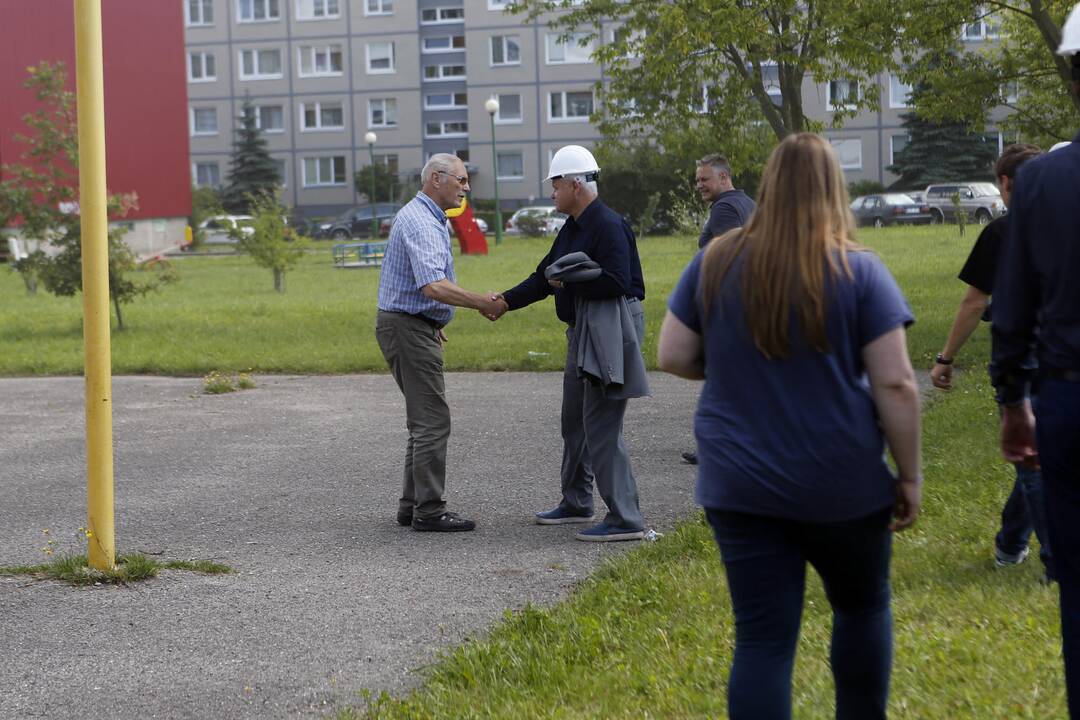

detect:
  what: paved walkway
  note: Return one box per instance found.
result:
[0,373,703,719]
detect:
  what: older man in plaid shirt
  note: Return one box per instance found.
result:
[376,153,503,533]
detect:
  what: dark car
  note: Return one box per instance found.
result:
[850,193,933,228]
[315,203,402,240]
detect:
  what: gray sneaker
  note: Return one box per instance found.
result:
[994,545,1030,566]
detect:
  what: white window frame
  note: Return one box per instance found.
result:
[545,32,593,64]
[424,120,469,138]
[302,155,347,187]
[298,101,345,132]
[496,150,524,180]
[247,104,285,133]
[424,64,466,81]
[826,79,860,112]
[297,44,344,78]
[190,107,218,136]
[237,0,281,23]
[365,0,393,16]
[187,51,217,83]
[422,35,465,53]
[193,161,221,187]
[489,35,521,67]
[420,6,464,24]
[547,90,593,123]
[272,158,288,187]
[424,92,468,110]
[368,98,398,128]
[888,74,912,109]
[238,48,284,80]
[488,0,509,9]
[492,93,522,124]
[186,0,214,26]
[830,138,863,170]
[889,134,909,166]
[295,0,340,21]
[366,42,396,74]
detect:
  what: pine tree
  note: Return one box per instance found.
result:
[222,98,280,213]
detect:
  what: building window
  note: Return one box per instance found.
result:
[245,104,284,132]
[830,138,862,170]
[302,156,346,186]
[963,8,1000,41]
[425,92,467,109]
[496,151,524,180]
[609,26,645,58]
[368,98,398,127]
[545,32,592,64]
[188,52,217,82]
[194,162,221,187]
[373,153,399,174]
[488,0,509,8]
[1001,80,1019,104]
[365,0,393,15]
[239,49,283,80]
[424,64,465,81]
[299,101,345,131]
[423,35,465,53]
[186,0,214,26]
[493,93,522,123]
[421,7,464,23]
[272,158,288,187]
[238,0,280,22]
[548,90,593,122]
[826,79,860,111]
[296,0,339,20]
[888,74,912,109]
[889,135,909,166]
[490,35,521,66]
[425,121,468,137]
[191,107,218,136]
[366,42,395,73]
[298,45,343,77]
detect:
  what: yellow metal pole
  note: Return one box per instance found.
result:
[74,0,115,571]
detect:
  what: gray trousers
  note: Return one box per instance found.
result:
[375,311,450,521]
[558,299,645,530]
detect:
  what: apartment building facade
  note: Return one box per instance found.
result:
[184,0,1007,217]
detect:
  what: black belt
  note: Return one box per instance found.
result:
[1044,368,1080,383]
[407,312,443,330]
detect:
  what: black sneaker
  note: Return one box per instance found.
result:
[412,512,476,532]
[681,451,698,465]
[396,510,413,527]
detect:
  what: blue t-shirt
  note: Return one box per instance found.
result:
[668,249,914,521]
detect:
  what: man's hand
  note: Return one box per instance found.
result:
[548,278,564,290]
[437,328,448,344]
[1001,399,1038,466]
[478,293,508,321]
[930,362,953,390]
[890,477,922,531]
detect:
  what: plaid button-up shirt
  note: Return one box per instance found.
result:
[376,191,456,327]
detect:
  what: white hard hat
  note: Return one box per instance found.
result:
[1058,3,1080,55]
[545,145,600,182]
[1050,141,1073,152]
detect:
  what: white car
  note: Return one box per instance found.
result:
[199,215,254,245]
[505,206,568,236]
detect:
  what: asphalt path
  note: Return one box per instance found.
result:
[0,372,703,719]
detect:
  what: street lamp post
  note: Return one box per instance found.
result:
[364,131,378,239]
[484,97,503,246]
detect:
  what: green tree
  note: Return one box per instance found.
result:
[233,191,306,293]
[188,185,225,249]
[0,61,175,326]
[221,98,280,214]
[353,163,402,203]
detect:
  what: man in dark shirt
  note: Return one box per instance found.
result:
[991,22,1080,713]
[682,154,757,465]
[929,144,1053,580]
[490,145,648,542]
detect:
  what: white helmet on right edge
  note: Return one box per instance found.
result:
[1058,2,1080,55]
[545,145,600,183]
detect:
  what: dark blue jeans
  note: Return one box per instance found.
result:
[996,461,1055,577]
[1036,378,1080,717]
[706,507,894,720]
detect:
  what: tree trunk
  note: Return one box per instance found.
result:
[273,268,284,293]
[113,294,124,331]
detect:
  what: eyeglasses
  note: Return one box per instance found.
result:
[437,170,469,185]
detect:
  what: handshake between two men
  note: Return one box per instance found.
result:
[476,277,566,322]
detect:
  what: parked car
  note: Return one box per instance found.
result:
[315,203,402,240]
[505,206,568,236]
[199,215,254,245]
[924,182,1005,224]
[379,214,487,237]
[849,193,932,228]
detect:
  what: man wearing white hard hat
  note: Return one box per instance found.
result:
[991,4,1080,713]
[490,145,649,542]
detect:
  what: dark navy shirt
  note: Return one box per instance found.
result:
[502,198,645,325]
[668,249,914,521]
[697,189,756,248]
[991,130,1080,404]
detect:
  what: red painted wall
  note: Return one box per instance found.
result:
[0,1,191,220]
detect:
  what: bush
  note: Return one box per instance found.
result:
[848,179,886,197]
[515,213,548,237]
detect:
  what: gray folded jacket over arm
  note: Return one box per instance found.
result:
[545,251,650,400]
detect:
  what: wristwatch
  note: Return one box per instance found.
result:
[935,353,953,365]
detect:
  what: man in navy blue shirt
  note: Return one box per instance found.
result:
[991,10,1080,712]
[490,145,648,542]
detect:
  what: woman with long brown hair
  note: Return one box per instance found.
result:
[658,133,922,719]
